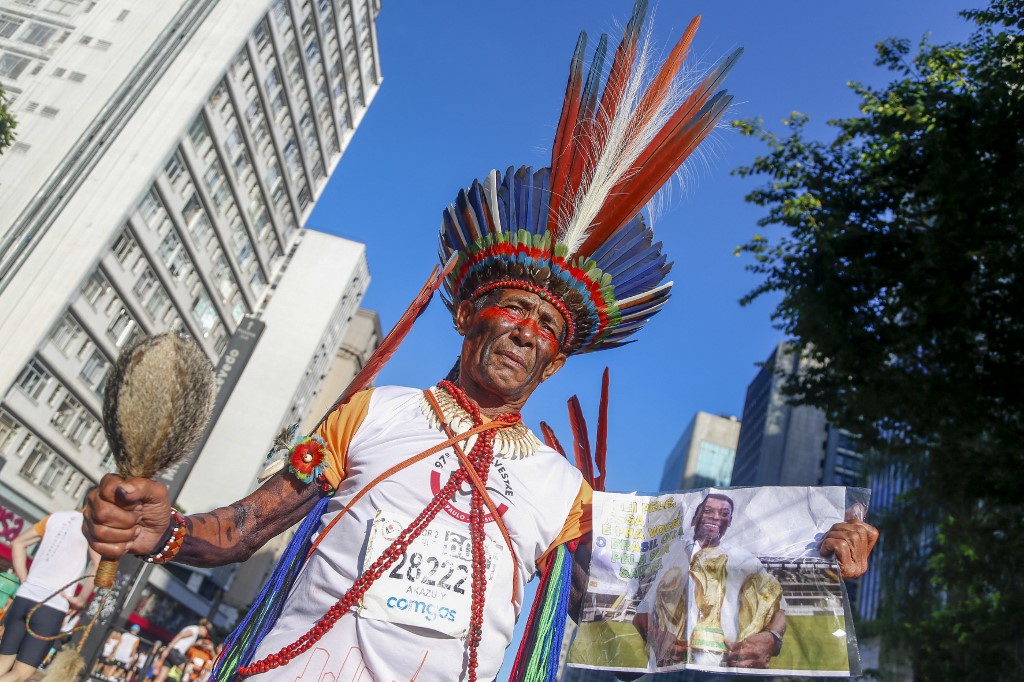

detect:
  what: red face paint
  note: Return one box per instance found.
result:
[478,305,560,355]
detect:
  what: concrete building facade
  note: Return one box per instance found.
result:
[658,411,741,492]
[730,343,864,488]
[0,0,382,613]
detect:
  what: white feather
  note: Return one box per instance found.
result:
[558,24,709,257]
[485,169,503,234]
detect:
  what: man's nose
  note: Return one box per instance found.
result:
[509,317,539,345]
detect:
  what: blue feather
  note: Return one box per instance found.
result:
[531,168,551,236]
[456,188,482,244]
[468,180,493,238]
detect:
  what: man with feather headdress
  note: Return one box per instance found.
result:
[83,3,878,680]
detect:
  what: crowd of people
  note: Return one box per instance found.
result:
[92,619,218,682]
[0,498,219,682]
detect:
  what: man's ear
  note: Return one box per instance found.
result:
[454,300,476,336]
[540,352,567,382]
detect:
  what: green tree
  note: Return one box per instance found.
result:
[733,1,1024,679]
[0,83,15,153]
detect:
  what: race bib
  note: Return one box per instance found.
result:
[359,509,504,638]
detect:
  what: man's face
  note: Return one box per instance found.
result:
[455,288,568,407]
[692,497,733,547]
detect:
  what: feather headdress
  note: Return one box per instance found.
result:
[440,0,740,355]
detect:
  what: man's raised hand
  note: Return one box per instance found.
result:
[819,505,880,579]
[83,473,172,559]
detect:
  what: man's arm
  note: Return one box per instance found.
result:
[10,526,41,582]
[84,469,321,566]
[180,471,321,566]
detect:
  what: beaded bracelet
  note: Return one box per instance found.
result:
[141,510,187,564]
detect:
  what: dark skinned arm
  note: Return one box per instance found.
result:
[84,470,321,567]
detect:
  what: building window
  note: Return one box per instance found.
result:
[133,266,157,301]
[51,394,97,447]
[188,117,210,150]
[230,291,245,323]
[80,349,110,394]
[158,231,189,280]
[0,52,30,79]
[0,14,22,38]
[0,410,21,452]
[17,360,50,400]
[144,287,171,321]
[112,229,139,267]
[210,250,237,301]
[250,269,267,296]
[50,313,84,355]
[191,290,218,336]
[45,0,79,16]
[20,443,70,495]
[164,153,185,186]
[189,214,215,249]
[108,307,137,347]
[253,19,270,52]
[19,22,57,46]
[182,195,202,225]
[138,190,164,229]
[82,271,110,308]
[272,0,288,26]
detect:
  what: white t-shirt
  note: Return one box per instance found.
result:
[250,386,585,681]
[114,631,140,664]
[102,633,119,659]
[16,510,91,611]
[172,624,202,655]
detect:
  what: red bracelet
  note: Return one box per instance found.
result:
[142,510,187,564]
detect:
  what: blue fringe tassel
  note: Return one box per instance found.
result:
[511,543,575,682]
[212,496,330,681]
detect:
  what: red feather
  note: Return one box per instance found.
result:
[547,33,587,230]
[594,368,610,492]
[596,93,732,238]
[568,396,595,487]
[596,4,646,125]
[556,34,608,235]
[630,16,701,139]
[312,256,458,429]
[539,421,567,459]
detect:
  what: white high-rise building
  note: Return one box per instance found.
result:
[0,0,382,566]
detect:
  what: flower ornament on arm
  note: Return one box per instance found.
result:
[287,435,330,484]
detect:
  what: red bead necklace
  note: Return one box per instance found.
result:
[237,381,519,680]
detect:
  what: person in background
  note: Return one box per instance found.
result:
[152,619,210,682]
[0,507,99,682]
[110,624,142,681]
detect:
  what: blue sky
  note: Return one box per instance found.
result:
[308,0,982,669]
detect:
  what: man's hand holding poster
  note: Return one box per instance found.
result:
[568,486,870,677]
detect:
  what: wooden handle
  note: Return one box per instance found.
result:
[95,558,118,589]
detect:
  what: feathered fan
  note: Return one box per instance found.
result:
[44,333,215,682]
[96,332,216,586]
